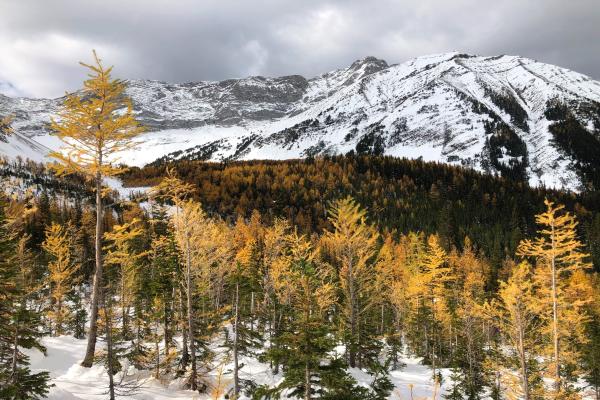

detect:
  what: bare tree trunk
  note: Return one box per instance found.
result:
[81,167,103,367]
[233,280,240,398]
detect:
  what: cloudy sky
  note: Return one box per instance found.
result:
[1,0,599,98]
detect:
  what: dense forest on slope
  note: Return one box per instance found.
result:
[122,155,600,274]
[2,163,600,399]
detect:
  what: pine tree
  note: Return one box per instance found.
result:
[266,231,365,399]
[229,215,264,399]
[582,273,600,400]
[321,197,380,369]
[0,197,50,399]
[43,222,80,335]
[49,50,144,367]
[517,199,592,396]
[147,226,179,370]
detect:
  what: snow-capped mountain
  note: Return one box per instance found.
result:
[2,52,600,190]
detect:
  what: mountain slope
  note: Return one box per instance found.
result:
[2,52,600,190]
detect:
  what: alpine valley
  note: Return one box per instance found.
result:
[2,52,600,190]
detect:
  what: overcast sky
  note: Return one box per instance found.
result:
[1,0,599,98]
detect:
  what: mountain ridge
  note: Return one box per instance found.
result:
[1,52,600,190]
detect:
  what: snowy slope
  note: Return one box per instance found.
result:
[27,335,456,400]
[2,53,600,190]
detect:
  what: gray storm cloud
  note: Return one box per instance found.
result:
[1,0,599,98]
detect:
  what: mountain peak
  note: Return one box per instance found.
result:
[348,56,388,72]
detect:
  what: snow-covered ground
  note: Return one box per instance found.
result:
[26,335,452,400]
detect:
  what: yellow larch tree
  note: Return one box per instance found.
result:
[0,115,13,140]
[43,222,80,336]
[261,218,290,328]
[420,234,453,381]
[481,261,544,400]
[446,238,488,394]
[375,234,408,369]
[49,50,144,367]
[171,199,209,390]
[517,199,592,396]
[103,219,145,339]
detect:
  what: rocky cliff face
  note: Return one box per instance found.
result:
[2,52,600,190]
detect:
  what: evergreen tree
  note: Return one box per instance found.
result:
[0,198,50,399]
[264,231,367,399]
[321,197,380,369]
[582,273,600,399]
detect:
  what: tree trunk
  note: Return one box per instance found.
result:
[179,288,189,369]
[56,297,63,335]
[250,291,255,332]
[81,168,103,367]
[517,317,530,400]
[304,296,311,400]
[155,320,160,379]
[10,320,19,381]
[105,295,116,400]
[305,360,311,400]
[186,233,197,390]
[430,296,437,382]
[347,254,357,368]
[164,297,170,356]
[550,222,560,392]
[121,273,128,338]
[233,280,240,398]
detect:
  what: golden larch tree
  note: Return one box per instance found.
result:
[517,199,592,396]
[43,222,80,335]
[49,51,144,367]
[481,261,544,400]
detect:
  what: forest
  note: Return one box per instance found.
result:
[122,155,600,276]
[0,53,599,400]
